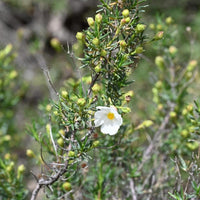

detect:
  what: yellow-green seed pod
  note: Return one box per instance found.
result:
[122,9,130,17]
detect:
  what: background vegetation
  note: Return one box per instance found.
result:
[0,0,200,199]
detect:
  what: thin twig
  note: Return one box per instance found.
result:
[129,178,138,200]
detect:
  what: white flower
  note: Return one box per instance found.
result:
[94,106,123,135]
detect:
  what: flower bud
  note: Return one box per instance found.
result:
[181,129,189,137]
[158,104,163,111]
[68,151,75,157]
[155,81,163,89]
[169,46,177,56]
[101,49,107,57]
[92,83,101,93]
[186,141,199,150]
[125,90,134,97]
[95,13,102,23]
[186,60,198,72]
[154,31,164,40]
[59,129,65,136]
[120,18,126,25]
[119,40,127,48]
[155,56,165,69]
[50,38,61,51]
[120,107,131,113]
[77,98,86,107]
[95,65,101,73]
[165,16,173,25]
[149,24,155,30]
[76,32,84,40]
[46,104,51,112]
[54,111,59,116]
[170,111,177,118]
[46,123,51,134]
[156,24,163,30]
[4,44,13,55]
[93,140,100,147]
[143,120,154,127]
[125,17,130,23]
[17,164,25,178]
[122,9,130,17]
[92,38,99,46]
[87,17,95,27]
[3,135,11,142]
[186,104,193,112]
[62,182,72,191]
[135,46,143,54]
[4,153,11,160]
[9,70,18,79]
[136,24,146,33]
[61,90,68,99]
[57,138,64,147]
[185,71,192,79]
[182,109,188,116]
[26,149,35,158]
[6,162,14,172]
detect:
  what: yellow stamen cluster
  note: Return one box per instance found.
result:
[107,112,115,120]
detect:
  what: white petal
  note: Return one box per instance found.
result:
[100,123,120,135]
[94,118,104,127]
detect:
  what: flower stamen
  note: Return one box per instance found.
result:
[107,112,115,120]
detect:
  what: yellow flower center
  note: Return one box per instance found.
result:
[107,112,115,120]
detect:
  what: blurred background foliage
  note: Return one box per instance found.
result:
[0,0,200,199]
